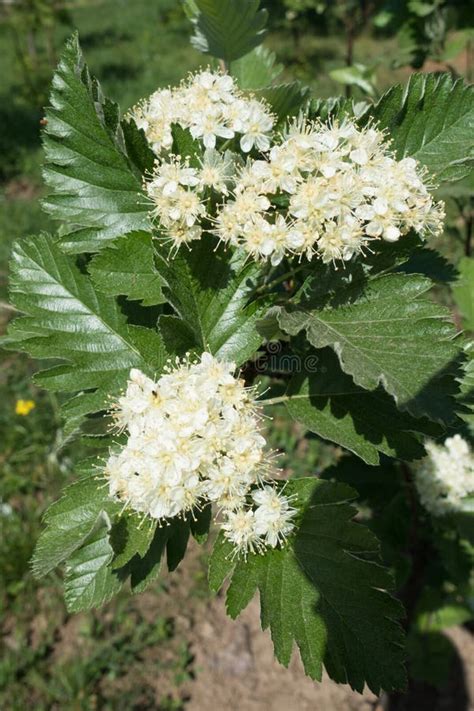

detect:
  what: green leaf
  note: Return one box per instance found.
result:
[88,232,166,306]
[309,96,365,123]
[31,474,118,577]
[458,341,474,433]
[210,478,406,693]
[114,511,204,589]
[320,455,403,506]
[166,521,190,572]
[284,349,439,465]
[121,116,156,176]
[111,513,157,570]
[450,497,474,546]
[396,246,458,284]
[208,532,235,593]
[156,237,267,366]
[367,73,474,182]
[255,82,310,122]
[185,0,268,64]
[278,273,460,423]
[231,46,283,90]
[128,519,191,594]
[171,124,203,166]
[190,503,213,543]
[436,171,474,201]
[157,315,197,356]
[358,232,425,277]
[64,511,122,612]
[42,34,151,253]
[329,64,376,96]
[6,234,168,423]
[117,506,211,585]
[453,257,474,331]
[415,596,473,632]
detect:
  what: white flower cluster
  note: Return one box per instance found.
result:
[214,119,445,265]
[131,70,275,154]
[142,97,444,263]
[105,353,296,556]
[415,434,474,516]
[145,151,234,248]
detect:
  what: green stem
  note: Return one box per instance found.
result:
[257,262,308,293]
[259,395,291,406]
[220,137,233,152]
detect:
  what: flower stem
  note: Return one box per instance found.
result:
[257,262,308,293]
[220,138,233,152]
[259,395,290,406]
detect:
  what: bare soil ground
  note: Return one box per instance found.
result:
[138,542,474,711]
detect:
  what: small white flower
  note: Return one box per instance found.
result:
[222,508,263,555]
[193,71,235,104]
[349,147,369,165]
[198,149,235,195]
[129,88,177,153]
[239,100,274,153]
[189,108,234,149]
[151,159,200,196]
[253,486,297,547]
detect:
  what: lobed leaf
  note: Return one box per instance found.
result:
[124,505,213,591]
[367,73,474,183]
[255,82,310,122]
[155,237,268,366]
[88,231,166,306]
[6,233,168,424]
[42,34,151,253]
[395,246,459,284]
[320,455,403,507]
[31,474,118,577]
[185,0,268,64]
[209,478,406,693]
[111,514,157,570]
[278,273,460,423]
[230,45,283,90]
[284,349,440,465]
[127,519,191,594]
[64,511,122,612]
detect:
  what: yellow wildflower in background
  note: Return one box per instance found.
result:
[15,399,36,416]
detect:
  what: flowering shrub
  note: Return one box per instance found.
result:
[4,0,474,697]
